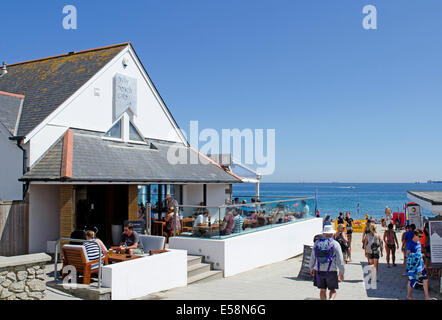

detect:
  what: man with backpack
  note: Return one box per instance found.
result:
[309,225,345,300]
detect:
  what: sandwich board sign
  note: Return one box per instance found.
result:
[407,203,422,229]
[428,218,442,265]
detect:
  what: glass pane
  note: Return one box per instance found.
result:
[129,122,144,141]
[105,119,121,138]
[176,197,316,240]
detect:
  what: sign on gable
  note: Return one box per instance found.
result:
[113,73,137,120]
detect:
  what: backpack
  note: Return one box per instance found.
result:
[366,235,380,253]
[314,237,334,283]
[335,233,348,253]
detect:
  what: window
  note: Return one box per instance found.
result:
[129,121,144,142]
[104,119,122,139]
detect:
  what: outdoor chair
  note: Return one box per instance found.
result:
[62,244,108,285]
[139,235,166,255]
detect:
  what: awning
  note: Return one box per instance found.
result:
[21,129,242,184]
[407,191,442,215]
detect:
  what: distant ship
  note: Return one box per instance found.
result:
[427,180,442,184]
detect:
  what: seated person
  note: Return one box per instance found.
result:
[270,203,285,224]
[84,230,108,262]
[164,206,181,239]
[233,210,244,233]
[193,209,210,237]
[220,207,235,235]
[194,209,210,228]
[119,223,144,255]
[300,200,310,218]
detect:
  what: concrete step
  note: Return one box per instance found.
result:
[187,270,224,285]
[187,262,211,278]
[187,255,203,267]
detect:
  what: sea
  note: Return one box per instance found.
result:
[232,182,442,220]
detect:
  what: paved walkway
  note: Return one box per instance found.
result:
[42,227,440,300]
[142,228,440,300]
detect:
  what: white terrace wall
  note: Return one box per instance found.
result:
[28,184,60,254]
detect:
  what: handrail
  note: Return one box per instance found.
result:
[54,238,104,289]
[176,197,314,209]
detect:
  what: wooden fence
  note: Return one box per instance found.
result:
[0,201,29,256]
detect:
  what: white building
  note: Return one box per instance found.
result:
[0,43,243,253]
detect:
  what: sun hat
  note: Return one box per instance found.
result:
[322,225,335,234]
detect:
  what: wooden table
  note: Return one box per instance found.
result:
[152,220,166,236]
[107,252,142,263]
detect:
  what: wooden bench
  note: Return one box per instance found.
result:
[62,244,108,285]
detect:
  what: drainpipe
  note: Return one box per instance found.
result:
[9,135,28,199]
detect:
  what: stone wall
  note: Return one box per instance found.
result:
[0,253,51,300]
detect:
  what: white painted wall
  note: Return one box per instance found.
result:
[28,184,60,253]
[102,249,187,300]
[182,184,203,205]
[28,125,67,167]
[25,47,185,168]
[0,128,22,200]
[170,218,323,277]
[48,49,183,142]
[206,184,230,207]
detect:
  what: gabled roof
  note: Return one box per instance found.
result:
[0,91,24,136]
[0,43,129,137]
[21,129,241,184]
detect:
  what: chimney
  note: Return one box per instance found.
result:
[0,62,7,78]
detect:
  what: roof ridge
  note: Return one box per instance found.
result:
[0,90,25,99]
[6,42,131,67]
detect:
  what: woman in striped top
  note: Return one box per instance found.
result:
[84,230,108,262]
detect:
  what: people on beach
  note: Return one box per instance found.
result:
[406,229,436,300]
[309,225,345,300]
[334,224,349,264]
[364,224,383,282]
[422,221,432,276]
[383,223,398,268]
[362,219,372,262]
[385,206,393,225]
[337,212,344,225]
[402,224,416,276]
[323,215,332,226]
[345,213,353,262]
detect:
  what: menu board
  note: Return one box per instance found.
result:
[124,220,146,235]
[429,219,442,265]
[407,205,422,229]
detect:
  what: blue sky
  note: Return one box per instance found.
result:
[1,0,442,182]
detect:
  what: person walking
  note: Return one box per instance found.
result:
[309,225,345,300]
[406,230,437,300]
[337,212,344,225]
[364,224,383,282]
[383,223,398,268]
[362,220,372,263]
[402,224,416,276]
[334,224,349,264]
[345,212,353,262]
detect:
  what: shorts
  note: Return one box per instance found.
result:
[313,271,339,290]
[387,244,396,250]
[367,252,379,259]
[409,269,428,288]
